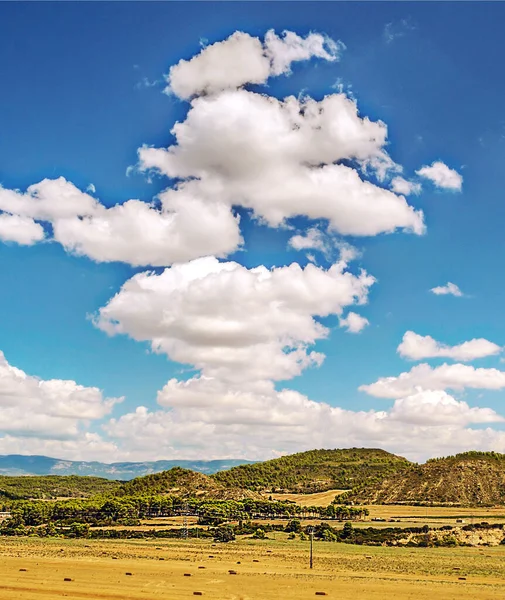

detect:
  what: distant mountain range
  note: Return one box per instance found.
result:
[0,454,254,480]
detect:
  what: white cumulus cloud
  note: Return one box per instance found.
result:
[0,214,45,245]
[339,311,369,333]
[390,176,421,195]
[360,362,505,399]
[167,29,343,99]
[398,331,502,362]
[139,89,425,236]
[95,254,375,383]
[430,282,463,296]
[416,161,463,191]
[0,350,121,439]
[103,376,505,462]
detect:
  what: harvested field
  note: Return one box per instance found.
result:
[269,489,345,506]
[1,536,505,599]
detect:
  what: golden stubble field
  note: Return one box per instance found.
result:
[1,536,505,600]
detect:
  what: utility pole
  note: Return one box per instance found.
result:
[182,501,189,539]
[307,526,314,569]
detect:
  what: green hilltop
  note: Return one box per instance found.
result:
[211,448,411,493]
[0,474,121,500]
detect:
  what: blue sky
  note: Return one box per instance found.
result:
[2,2,505,462]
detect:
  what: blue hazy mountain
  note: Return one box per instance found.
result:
[0,455,254,480]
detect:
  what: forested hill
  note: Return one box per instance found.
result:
[0,475,121,500]
[115,467,260,500]
[212,448,411,493]
[5,450,505,505]
[341,451,505,506]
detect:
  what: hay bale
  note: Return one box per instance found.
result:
[208,555,214,558]
[458,577,467,581]
[228,570,237,575]
[159,558,165,561]
[253,559,259,563]
[198,566,205,569]
[184,573,192,577]
[64,578,72,582]
[19,568,27,572]
[315,593,327,596]
[125,572,133,576]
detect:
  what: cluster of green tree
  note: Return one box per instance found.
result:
[302,522,464,547]
[0,495,368,531]
[212,448,411,493]
[427,451,505,464]
[0,475,121,500]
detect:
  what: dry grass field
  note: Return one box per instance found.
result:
[269,489,346,506]
[2,536,505,599]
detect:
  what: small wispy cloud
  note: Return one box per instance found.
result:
[430,282,464,297]
[134,77,162,90]
[383,18,416,44]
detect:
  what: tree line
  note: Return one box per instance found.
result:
[0,494,368,531]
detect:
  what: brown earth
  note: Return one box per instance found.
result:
[344,454,505,506]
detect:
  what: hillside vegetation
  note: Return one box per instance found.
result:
[342,451,505,506]
[212,448,411,493]
[116,467,260,500]
[0,475,121,500]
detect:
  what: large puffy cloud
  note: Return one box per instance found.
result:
[52,196,241,267]
[0,29,433,265]
[0,350,121,439]
[103,376,505,461]
[360,363,505,399]
[416,161,463,191]
[167,30,343,99]
[139,89,425,236]
[95,254,375,383]
[0,178,242,266]
[387,389,503,426]
[398,331,502,362]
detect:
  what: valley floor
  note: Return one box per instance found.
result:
[1,536,505,599]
